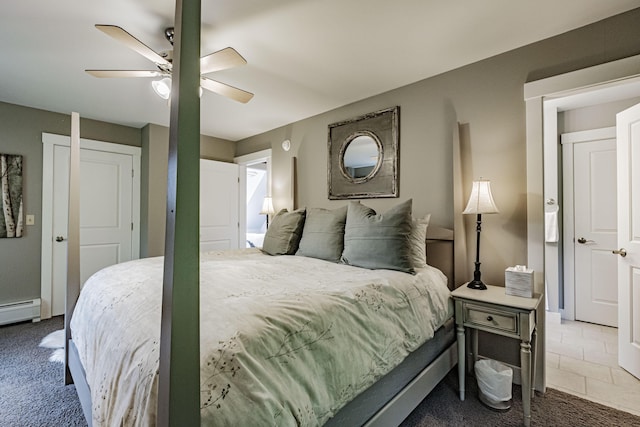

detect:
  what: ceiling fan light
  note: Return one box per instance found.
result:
[152,77,172,99]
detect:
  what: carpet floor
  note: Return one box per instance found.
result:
[0,316,85,427]
[1,316,639,426]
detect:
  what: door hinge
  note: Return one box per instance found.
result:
[131,222,134,231]
[132,169,134,178]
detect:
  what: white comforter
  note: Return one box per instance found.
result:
[70,249,453,426]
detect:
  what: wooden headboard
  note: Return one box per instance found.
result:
[426,226,455,290]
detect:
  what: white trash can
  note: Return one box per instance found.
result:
[474,359,513,410]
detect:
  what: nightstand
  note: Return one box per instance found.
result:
[451,284,542,427]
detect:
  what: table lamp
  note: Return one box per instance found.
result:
[463,180,499,290]
[260,196,275,229]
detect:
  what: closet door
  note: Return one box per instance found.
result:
[200,159,239,251]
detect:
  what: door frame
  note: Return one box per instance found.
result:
[40,133,141,319]
[234,149,272,247]
[560,127,617,321]
[524,53,640,393]
[525,57,640,316]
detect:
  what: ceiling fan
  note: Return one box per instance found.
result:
[86,25,253,103]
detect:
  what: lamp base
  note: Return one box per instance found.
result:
[467,280,487,290]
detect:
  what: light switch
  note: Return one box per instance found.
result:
[26,214,35,225]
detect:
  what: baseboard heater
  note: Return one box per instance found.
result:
[0,298,41,326]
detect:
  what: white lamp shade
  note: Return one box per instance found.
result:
[151,78,172,100]
[463,180,499,214]
[260,197,275,215]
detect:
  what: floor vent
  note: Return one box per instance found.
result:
[0,299,41,326]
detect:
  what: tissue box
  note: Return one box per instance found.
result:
[505,266,534,298]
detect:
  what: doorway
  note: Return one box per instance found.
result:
[234,149,272,249]
[524,55,640,395]
[40,133,141,319]
[245,162,268,248]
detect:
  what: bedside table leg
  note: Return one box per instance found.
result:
[531,327,537,399]
[472,329,479,371]
[521,340,532,427]
[457,325,465,401]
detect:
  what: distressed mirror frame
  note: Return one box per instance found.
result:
[327,106,399,199]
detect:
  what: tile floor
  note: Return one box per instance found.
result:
[545,316,640,417]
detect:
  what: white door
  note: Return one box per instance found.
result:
[617,103,640,379]
[574,137,618,327]
[41,133,140,319]
[50,146,135,315]
[200,159,239,251]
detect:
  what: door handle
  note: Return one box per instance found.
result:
[612,248,627,257]
[55,236,66,242]
[577,237,596,244]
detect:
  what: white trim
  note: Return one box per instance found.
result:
[524,55,640,101]
[543,102,560,312]
[561,141,575,321]
[0,298,41,325]
[40,132,141,319]
[42,133,142,156]
[234,149,272,247]
[560,127,616,145]
[233,148,272,165]
[41,140,55,319]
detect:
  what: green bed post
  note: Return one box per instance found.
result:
[157,0,201,425]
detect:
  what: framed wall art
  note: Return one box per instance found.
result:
[0,153,23,238]
[327,106,399,199]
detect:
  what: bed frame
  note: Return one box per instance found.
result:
[66,226,455,427]
[64,5,458,424]
[349,225,457,426]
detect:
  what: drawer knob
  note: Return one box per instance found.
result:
[486,315,493,321]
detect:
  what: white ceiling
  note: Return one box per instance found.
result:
[2,1,638,141]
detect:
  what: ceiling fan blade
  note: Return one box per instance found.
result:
[95,25,171,67]
[200,77,253,104]
[86,70,166,78]
[200,47,247,74]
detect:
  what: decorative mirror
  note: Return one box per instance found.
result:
[340,132,382,183]
[328,106,399,199]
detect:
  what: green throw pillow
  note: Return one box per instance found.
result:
[262,208,306,255]
[296,206,348,262]
[410,214,431,268]
[341,199,414,274]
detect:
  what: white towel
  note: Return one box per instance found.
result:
[545,209,559,243]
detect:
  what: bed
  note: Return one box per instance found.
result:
[67,201,456,426]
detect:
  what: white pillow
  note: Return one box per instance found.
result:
[409,214,431,268]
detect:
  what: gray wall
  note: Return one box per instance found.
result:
[0,101,141,305]
[236,8,640,289]
[559,97,640,133]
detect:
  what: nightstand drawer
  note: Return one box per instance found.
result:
[464,304,518,334]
